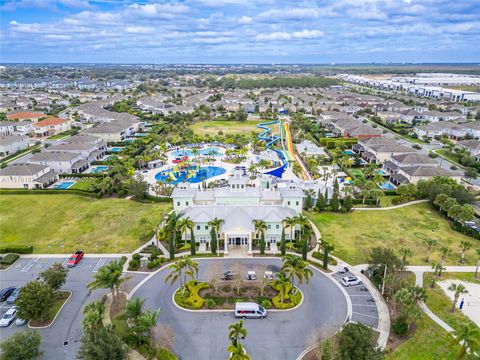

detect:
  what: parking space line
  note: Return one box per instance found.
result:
[41,258,55,271]
[74,258,88,271]
[352,312,379,319]
[92,258,107,273]
[21,258,39,272]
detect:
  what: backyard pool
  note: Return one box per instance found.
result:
[90,165,109,173]
[155,165,226,184]
[343,150,354,155]
[171,147,224,158]
[379,182,395,190]
[53,181,75,190]
[108,147,124,153]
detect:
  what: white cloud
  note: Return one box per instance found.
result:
[125,26,155,34]
[256,29,324,41]
[292,30,324,39]
[255,32,292,41]
[257,8,320,21]
[45,34,72,40]
[238,16,252,24]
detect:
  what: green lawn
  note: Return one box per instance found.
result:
[190,120,262,136]
[0,195,171,253]
[386,314,458,360]
[423,273,478,331]
[30,291,71,327]
[433,149,463,168]
[69,179,97,191]
[309,203,480,265]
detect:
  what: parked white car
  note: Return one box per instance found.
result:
[264,271,274,280]
[341,276,362,287]
[15,318,26,326]
[246,271,256,280]
[0,308,17,327]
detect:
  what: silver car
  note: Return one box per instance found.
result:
[0,308,17,327]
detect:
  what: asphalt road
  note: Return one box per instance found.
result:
[0,256,148,360]
[131,258,349,360]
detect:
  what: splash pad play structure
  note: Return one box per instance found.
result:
[257,119,309,179]
[155,155,226,184]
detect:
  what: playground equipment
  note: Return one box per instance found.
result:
[257,120,288,178]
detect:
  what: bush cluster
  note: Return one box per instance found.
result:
[174,280,209,310]
[0,245,33,254]
[0,253,20,265]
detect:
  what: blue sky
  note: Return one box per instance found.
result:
[1,0,480,63]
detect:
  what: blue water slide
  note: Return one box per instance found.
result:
[256,120,288,178]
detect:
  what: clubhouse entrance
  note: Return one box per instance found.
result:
[228,236,248,246]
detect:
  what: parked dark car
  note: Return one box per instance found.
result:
[221,271,237,280]
[0,287,15,302]
[6,288,21,304]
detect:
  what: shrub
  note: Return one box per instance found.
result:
[393,315,409,337]
[132,253,142,261]
[206,298,216,309]
[0,253,20,265]
[119,256,128,266]
[175,281,209,310]
[0,246,33,254]
[147,261,157,269]
[261,299,272,309]
[128,259,140,271]
[390,196,402,205]
[157,348,178,360]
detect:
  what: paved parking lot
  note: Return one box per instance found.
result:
[332,271,379,329]
[0,256,148,360]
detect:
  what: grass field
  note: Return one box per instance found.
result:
[190,119,262,136]
[0,195,171,253]
[309,203,479,265]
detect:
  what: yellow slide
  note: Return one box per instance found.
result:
[283,121,312,180]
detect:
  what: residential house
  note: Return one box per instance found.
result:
[457,140,480,157]
[0,135,29,157]
[391,166,461,185]
[6,111,46,122]
[0,163,58,189]
[32,117,72,137]
[28,151,89,174]
[0,121,34,136]
[359,138,415,163]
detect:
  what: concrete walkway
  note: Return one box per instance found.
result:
[353,199,428,211]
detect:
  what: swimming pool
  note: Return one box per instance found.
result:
[379,182,395,190]
[53,181,75,190]
[109,147,124,153]
[155,166,226,184]
[343,150,354,155]
[90,165,109,173]
[171,147,224,158]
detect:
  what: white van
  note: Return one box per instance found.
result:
[235,302,267,319]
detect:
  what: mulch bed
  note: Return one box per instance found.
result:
[199,283,278,309]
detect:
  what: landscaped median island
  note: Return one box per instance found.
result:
[29,290,71,328]
[167,254,310,311]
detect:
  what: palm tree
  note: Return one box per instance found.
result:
[272,272,290,303]
[281,254,313,295]
[164,258,195,296]
[399,247,413,266]
[124,297,145,323]
[136,308,160,340]
[449,322,480,359]
[82,300,104,332]
[422,238,438,262]
[459,240,472,264]
[431,261,444,278]
[176,217,194,247]
[448,283,468,313]
[253,219,267,239]
[208,217,224,253]
[283,217,297,249]
[227,342,250,360]
[87,260,129,306]
[440,246,452,268]
[166,211,182,259]
[228,320,247,347]
[294,213,311,248]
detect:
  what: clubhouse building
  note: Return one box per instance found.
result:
[171,174,305,254]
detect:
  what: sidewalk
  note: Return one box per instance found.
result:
[353,199,428,211]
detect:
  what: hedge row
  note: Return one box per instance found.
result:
[143,194,172,203]
[0,189,99,198]
[0,245,33,254]
[0,254,20,265]
[59,173,105,178]
[319,138,358,146]
[451,222,480,240]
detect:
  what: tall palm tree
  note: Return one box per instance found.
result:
[294,213,311,243]
[281,254,313,295]
[439,246,452,268]
[448,283,468,313]
[227,342,250,360]
[164,258,195,296]
[272,272,290,303]
[253,219,267,240]
[124,297,145,323]
[459,240,472,264]
[283,217,297,248]
[82,300,104,332]
[87,260,129,305]
[228,320,247,347]
[176,217,194,247]
[208,217,224,253]
[449,322,480,359]
[422,238,438,262]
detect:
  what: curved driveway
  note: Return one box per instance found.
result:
[132,258,348,360]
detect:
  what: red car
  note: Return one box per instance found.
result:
[67,251,84,267]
